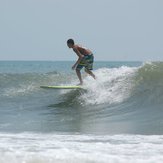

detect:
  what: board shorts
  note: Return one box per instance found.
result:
[76,54,94,71]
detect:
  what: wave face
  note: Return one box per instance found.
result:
[0,62,163,134]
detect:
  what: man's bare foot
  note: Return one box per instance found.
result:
[77,82,83,86]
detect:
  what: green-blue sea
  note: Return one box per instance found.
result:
[0,61,163,163]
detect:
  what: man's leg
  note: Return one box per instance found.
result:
[76,69,83,85]
[85,69,96,79]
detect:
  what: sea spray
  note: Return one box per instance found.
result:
[80,66,137,105]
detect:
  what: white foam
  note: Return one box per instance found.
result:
[80,66,137,105]
[0,133,163,163]
[3,84,36,97]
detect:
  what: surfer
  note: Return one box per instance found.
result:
[67,39,96,85]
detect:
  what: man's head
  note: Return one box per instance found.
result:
[67,39,74,48]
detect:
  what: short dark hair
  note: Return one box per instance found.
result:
[67,39,74,45]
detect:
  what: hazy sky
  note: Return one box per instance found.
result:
[0,0,163,61]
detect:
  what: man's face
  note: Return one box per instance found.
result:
[67,43,73,48]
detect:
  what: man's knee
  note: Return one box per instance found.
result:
[85,68,91,73]
[76,68,80,72]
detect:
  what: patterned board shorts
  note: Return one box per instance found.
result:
[76,54,94,71]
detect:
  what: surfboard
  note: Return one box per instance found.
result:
[40,85,82,89]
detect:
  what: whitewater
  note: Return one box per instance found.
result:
[0,61,163,163]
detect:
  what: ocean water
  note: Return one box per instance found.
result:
[0,61,163,163]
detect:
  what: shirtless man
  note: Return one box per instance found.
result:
[67,39,96,85]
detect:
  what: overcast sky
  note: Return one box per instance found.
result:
[0,0,163,61]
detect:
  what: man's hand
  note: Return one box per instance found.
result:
[72,64,76,70]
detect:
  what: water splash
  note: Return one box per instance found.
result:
[80,66,137,105]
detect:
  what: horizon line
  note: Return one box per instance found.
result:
[0,60,145,62]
